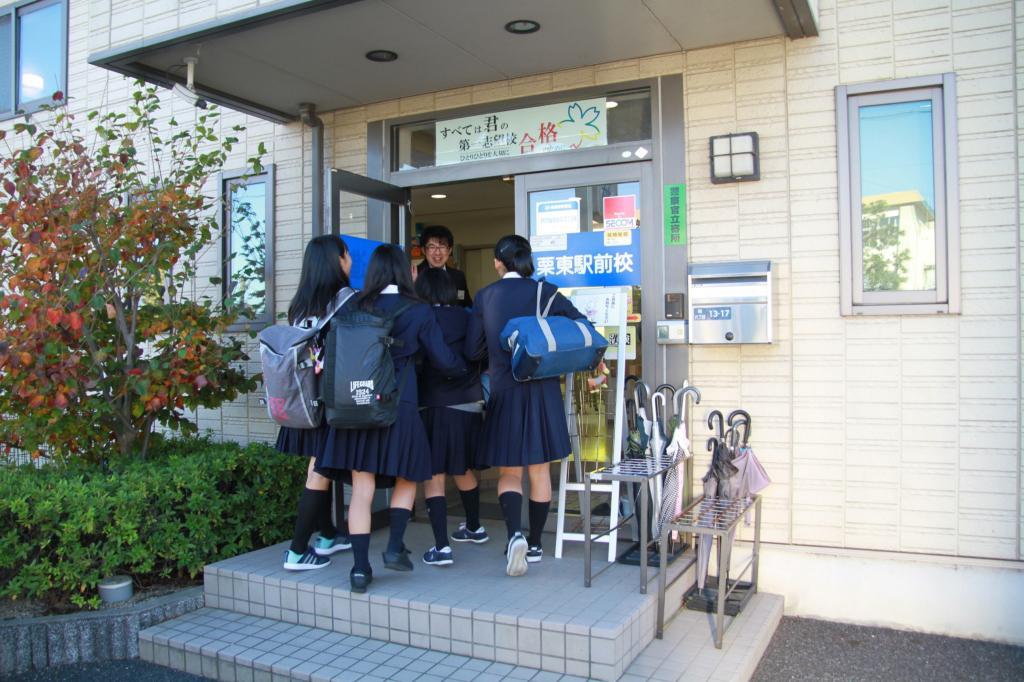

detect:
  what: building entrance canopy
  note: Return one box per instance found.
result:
[88,0,817,123]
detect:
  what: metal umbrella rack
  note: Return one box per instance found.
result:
[655,408,771,648]
[582,377,701,593]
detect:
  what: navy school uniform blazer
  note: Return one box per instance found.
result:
[418,305,482,408]
[358,293,468,404]
[464,276,586,394]
[417,261,473,307]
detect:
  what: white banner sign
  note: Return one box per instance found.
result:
[435,98,608,166]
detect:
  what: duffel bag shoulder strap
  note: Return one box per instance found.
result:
[535,280,558,352]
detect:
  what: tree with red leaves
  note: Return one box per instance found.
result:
[0,84,262,462]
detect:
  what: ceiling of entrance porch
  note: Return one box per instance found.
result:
[90,0,815,124]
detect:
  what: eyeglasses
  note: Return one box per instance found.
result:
[424,243,450,253]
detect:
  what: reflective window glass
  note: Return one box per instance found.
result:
[226,179,268,317]
[0,16,11,112]
[858,100,937,292]
[18,1,63,104]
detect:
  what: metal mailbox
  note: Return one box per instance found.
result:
[687,260,772,344]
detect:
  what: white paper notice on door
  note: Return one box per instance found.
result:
[534,198,581,235]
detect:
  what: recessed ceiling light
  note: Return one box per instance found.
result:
[504,19,540,34]
[606,101,619,109]
[365,50,398,62]
[430,193,447,199]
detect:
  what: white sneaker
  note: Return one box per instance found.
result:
[506,533,528,577]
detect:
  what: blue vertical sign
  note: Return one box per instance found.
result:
[338,235,396,289]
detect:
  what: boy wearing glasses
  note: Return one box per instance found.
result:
[416,225,473,307]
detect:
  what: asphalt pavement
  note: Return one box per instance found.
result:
[753,616,1024,681]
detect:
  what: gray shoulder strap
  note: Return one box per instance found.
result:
[315,287,355,332]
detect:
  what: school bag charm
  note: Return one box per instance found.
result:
[499,281,608,381]
[321,303,413,429]
[258,288,354,429]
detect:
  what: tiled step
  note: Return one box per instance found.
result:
[140,607,568,682]
[199,523,698,680]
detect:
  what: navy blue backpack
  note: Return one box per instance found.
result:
[499,281,608,381]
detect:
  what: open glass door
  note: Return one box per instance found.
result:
[515,164,652,464]
[514,163,654,544]
[330,168,410,244]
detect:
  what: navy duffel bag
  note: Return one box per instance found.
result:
[499,281,609,381]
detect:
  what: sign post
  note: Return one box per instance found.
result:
[555,286,630,562]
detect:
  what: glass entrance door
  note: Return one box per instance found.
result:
[514,163,654,468]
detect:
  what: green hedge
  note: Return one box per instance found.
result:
[0,438,305,611]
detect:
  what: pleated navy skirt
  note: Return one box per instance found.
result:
[478,380,571,467]
[317,401,433,482]
[274,423,329,458]
[421,406,484,476]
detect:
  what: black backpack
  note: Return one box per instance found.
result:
[321,302,414,429]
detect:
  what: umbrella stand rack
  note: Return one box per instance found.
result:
[656,494,763,648]
[583,453,694,594]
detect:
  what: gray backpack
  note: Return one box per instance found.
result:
[258,288,355,429]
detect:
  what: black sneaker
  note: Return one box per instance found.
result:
[450,523,489,544]
[282,548,330,571]
[422,546,454,566]
[505,532,528,577]
[527,545,543,563]
[382,549,414,571]
[350,568,373,594]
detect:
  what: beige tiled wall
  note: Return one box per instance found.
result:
[14,0,1022,560]
[684,0,1021,559]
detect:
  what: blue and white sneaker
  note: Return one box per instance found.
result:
[314,535,351,556]
[422,546,454,567]
[505,533,528,577]
[450,523,489,544]
[283,548,330,571]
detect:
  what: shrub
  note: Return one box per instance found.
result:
[0,438,304,611]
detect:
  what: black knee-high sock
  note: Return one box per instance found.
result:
[425,497,449,549]
[498,491,523,540]
[527,500,550,548]
[387,508,411,555]
[350,533,371,573]
[458,487,481,532]
[333,482,349,536]
[290,488,330,554]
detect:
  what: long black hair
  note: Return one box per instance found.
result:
[415,267,457,306]
[288,235,350,323]
[494,234,534,277]
[356,244,420,310]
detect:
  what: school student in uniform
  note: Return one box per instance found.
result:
[414,268,488,567]
[416,225,473,307]
[465,235,586,577]
[317,244,467,593]
[274,235,354,571]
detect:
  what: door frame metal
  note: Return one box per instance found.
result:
[329,167,410,244]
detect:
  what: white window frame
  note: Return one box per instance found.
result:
[836,74,960,316]
[0,0,68,120]
[221,165,275,330]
